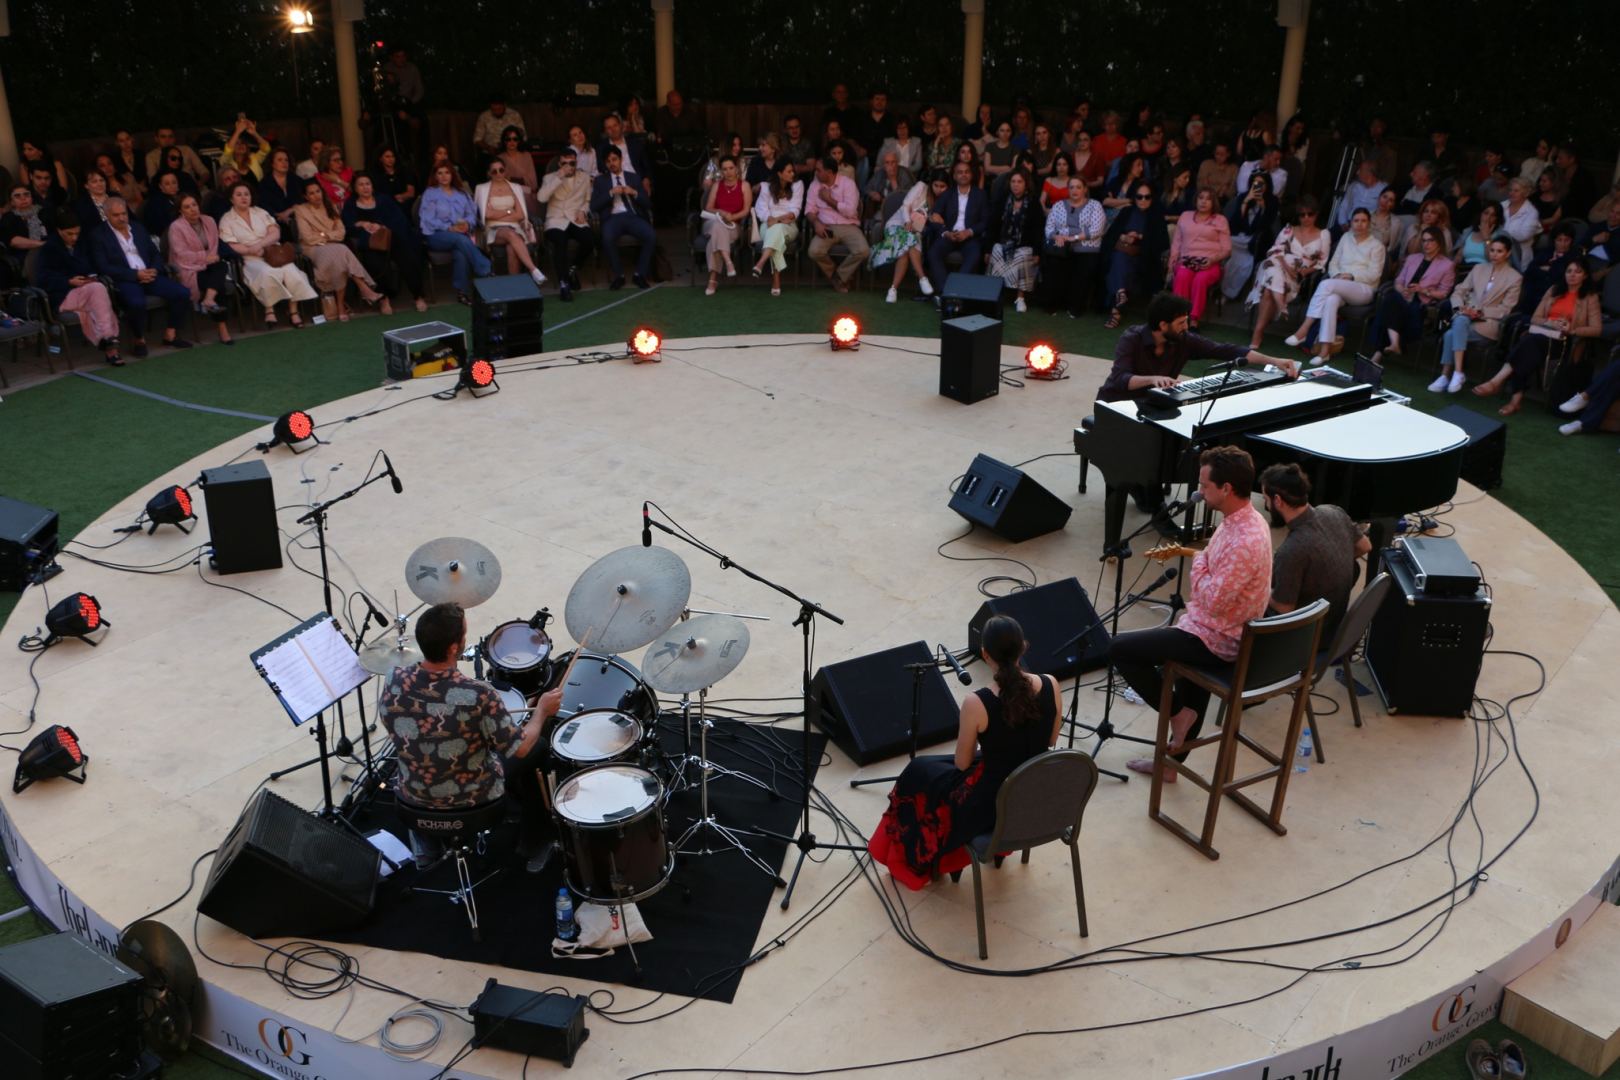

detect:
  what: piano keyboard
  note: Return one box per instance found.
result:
[1145,366,1289,408]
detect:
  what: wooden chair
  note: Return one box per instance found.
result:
[947,749,1100,958]
[1303,573,1394,751]
[1148,598,1330,860]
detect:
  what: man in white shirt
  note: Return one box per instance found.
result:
[474,94,525,158]
[589,147,656,289]
[1236,146,1288,202]
[87,198,193,356]
[537,149,594,300]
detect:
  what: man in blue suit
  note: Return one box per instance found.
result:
[590,147,655,289]
[924,160,988,295]
[88,198,191,356]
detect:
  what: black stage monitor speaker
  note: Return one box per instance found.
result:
[811,640,960,765]
[939,314,1002,404]
[1365,548,1491,716]
[0,495,59,591]
[198,789,380,938]
[0,932,143,1079]
[969,577,1111,678]
[472,274,544,359]
[949,453,1072,542]
[940,272,1004,320]
[1434,404,1506,490]
[200,461,281,575]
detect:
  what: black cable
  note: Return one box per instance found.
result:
[119,848,218,936]
[194,559,302,621]
[935,524,1038,596]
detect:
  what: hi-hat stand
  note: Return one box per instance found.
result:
[644,508,863,910]
[671,687,783,883]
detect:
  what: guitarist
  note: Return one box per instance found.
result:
[1108,446,1273,781]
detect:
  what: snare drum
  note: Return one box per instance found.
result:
[552,764,672,904]
[548,652,657,724]
[493,683,530,721]
[549,709,645,782]
[480,620,555,697]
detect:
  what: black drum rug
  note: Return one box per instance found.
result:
[325,720,828,1003]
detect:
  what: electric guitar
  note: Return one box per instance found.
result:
[1143,541,1202,562]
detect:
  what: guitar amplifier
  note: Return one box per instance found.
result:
[1365,548,1490,716]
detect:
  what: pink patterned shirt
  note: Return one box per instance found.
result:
[1176,502,1273,661]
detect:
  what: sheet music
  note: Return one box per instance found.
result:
[251,615,370,724]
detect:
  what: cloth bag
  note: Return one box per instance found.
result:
[550,902,652,960]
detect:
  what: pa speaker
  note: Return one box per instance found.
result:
[969,577,1110,678]
[199,461,281,575]
[939,314,1001,404]
[949,453,1072,542]
[1365,549,1489,716]
[199,789,379,938]
[940,272,1004,320]
[1434,404,1505,490]
[811,641,960,765]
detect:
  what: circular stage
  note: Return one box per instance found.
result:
[2,334,1616,1079]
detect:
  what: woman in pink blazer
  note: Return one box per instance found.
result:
[1365,227,1455,364]
[166,193,233,345]
[1166,187,1231,328]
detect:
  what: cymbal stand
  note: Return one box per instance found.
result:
[672,688,784,884]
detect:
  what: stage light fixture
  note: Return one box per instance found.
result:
[829,316,861,351]
[459,357,500,398]
[629,327,662,363]
[258,409,316,453]
[12,725,88,793]
[1024,343,1067,380]
[286,7,314,33]
[45,592,107,645]
[144,485,195,534]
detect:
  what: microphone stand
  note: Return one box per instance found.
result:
[848,648,959,789]
[645,514,862,911]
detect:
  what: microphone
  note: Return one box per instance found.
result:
[1133,566,1179,600]
[382,452,403,494]
[361,594,388,630]
[1162,491,1205,517]
[527,607,550,631]
[939,646,971,686]
[641,501,652,548]
[1206,356,1252,372]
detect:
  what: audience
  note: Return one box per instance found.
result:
[871,169,943,303]
[1196,142,1238,204]
[1040,176,1104,318]
[701,155,751,295]
[1285,207,1385,364]
[1501,177,1543,267]
[1335,160,1386,232]
[984,168,1041,313]
[474,158,547,285]
[166,193,233,344]
[1475,258,1599,415]
[925,114,961,174]
[315,146,355,211]
[112,129,146,189]
[474,93,525,157]
[536,149,594,301]
[87,197,192,356]
[563,125,599,179]
[343,171,428,313]
[257,149,300,224]
[143,127,209,191]
[1167,187,1231,329]
[0,185,51,264]
[1101,180,1170,328]
[1235,146,1288,203]
[804,154,869,292]
[218,180,317,328]
[1365,226,1456,364]
[419,162,490,303]
[926,159,988,295]
[1455,201,1503,271]
[223,118,270,180]
[1220,172,1279,302]
[372,146,417,206]
[880,118,923,176]
[295,178,388,319]
[591,146,656,291]
[38,212,122,364]
[750,159,803,296]
[1431,237,1520,393]
[142,172,182,236]
[1247,196,1330,347]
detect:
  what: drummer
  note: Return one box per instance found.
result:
[381,601,564,874]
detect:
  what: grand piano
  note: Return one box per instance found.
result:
[1079,369,1471,552]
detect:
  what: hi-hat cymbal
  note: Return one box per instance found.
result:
[405,537,502,607]
[565,545,691,654]
[640,613,750,694]
[358,636,424,676]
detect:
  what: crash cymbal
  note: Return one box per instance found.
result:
[564,545,691,654]
[405,536,502,607]
[640,613,750,694]
[358,635,423,676]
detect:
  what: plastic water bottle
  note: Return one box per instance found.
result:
[554,888,579,943]
[1295,729,1313,774]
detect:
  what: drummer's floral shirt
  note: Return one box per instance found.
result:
[382,665,517,808]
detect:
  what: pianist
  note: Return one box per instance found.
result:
[1097,291,1299,404]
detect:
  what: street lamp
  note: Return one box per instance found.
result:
[287,7,314,33]
[286,7,315,142]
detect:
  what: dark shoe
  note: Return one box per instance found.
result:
[166,337,193,349]
[103,352,124,367]
[1465,1039,1502,1080]
[524,842,558,875]
[455,291,472,305]
[566,268,581,291]
[95,337,116,351]
[1495,1040,1526,1080]
[220,338,236,347]
[632,273,650,289]
[558,283,573,302]
[609,275,626,290]
[130,341,149,358]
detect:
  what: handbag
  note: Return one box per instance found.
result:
[367,225,392,253]
[263,242,295,268]
[1116,236,1141,257]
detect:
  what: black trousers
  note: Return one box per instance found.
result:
[1041,247,1100,316]
[1108,626,1222,762]
[501,743,553,850]
[357,241,426,299]
[1502,333,1556,393]
[546,225,596,281]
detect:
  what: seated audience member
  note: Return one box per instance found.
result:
[144,127,210,190]
[26,162,66,218]
[295,179,388,319]
[153,147,199,198]
[218,180,318,328]
[953,141,982,188]
[1430,237,1521,393]
[826,139,858,183]
[1556,352,1620,436]
[38,212,123,365]
[1475,259,1599,415]
[1101,180,1170,328]
[316,146,355,211]
[1284,207,1385,364]
[598,114,651,196]
[964,103,994,148]
[113,129,147,190]
[1552,145,1596,222]
[867,613,1060,890]
[1196,142,1239,204]
[203,168,240,221]
[419,164,491,303]
[1167,187,1231,328]
[344,171,428,313]
[700,155,752,294]
[372,145,417,206]
[654,89,704,149]
[804,155,869,293]
[257,149,300,225]
[590,147,655,291]
[381,602,560,869]
[142,172,183,236]
[536,149,594,301]
[1279,115,1310,171]
[1028,123,1059,178]
[1092,111,1127,166]
[1584,205,1620,270]
[879,118,923,177]
[1161,163,1196,222]
[1454,202,1503,271]
[92,153,142,211]
[925,114,962,174]
[88,197,192,355]
[780,114,817,170]
[0,186,52,264]
[222,118,270,180]
[854,89,897,176]
[622,94,649,137]
[1041,152,1076,209]
[1103,153,1149,212]
[982,120,1017,184]
[1424,123,1461,182]
[420,144,469,193]
[474,93,525,158]
[295,138,324,180]
[1501,177,1543,268]
[1235,145,1288,203]
[1072,131,1106,192]
[1236,110,1275,161]
[872,170,945,303]
[749,159,803,296]
[1183,118,1212,173]
[1479,162,1513,206]
[915,104,939,141]
[562,125,598,180]
[74,169,116,227]
[1247,197,1331,347]
[1369,186,1400,257]
[926,159,989,296]
[1260,463,1369,644]
[474,158,546,285]
[1395,162,1438,217]
[1516,224,1579,316]
[1586,179,1620,225]
[1473,145,1506,188]
[746,133,782,190]
[1396,198,1453,259]
[1365,227,1455,364]
[496,127,539,209]
[1446,175,1481,234]
[1358,117,1397,192]
[166,194,232,344]
[700,135,744,202]
[1039,175,1104,318]
[984,169,1041,313]
[1530,168,1566,237]
[1334,160,1386,232]
[864,150,914,218]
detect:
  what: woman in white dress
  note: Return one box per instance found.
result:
[216,181,316,329]
[871,170,948,302]
[1247,196,1331,347]
[474,159,546,284]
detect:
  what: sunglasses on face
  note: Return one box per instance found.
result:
[489,166,505,175]
[1134,194,1153,201]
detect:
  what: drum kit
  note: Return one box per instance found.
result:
[357,537,778,927]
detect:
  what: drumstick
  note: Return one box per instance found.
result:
[554,626,596,691]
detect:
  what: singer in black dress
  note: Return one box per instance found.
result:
[869,615,1061,890]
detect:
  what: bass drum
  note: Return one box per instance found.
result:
[547,651,657,725]
[552,764,672,904]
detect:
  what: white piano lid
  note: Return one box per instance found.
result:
[1097,379,1352,439]
[1252,402,1470,462]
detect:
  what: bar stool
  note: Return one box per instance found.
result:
[396,798,509,941]
[1147,599,1330,860]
